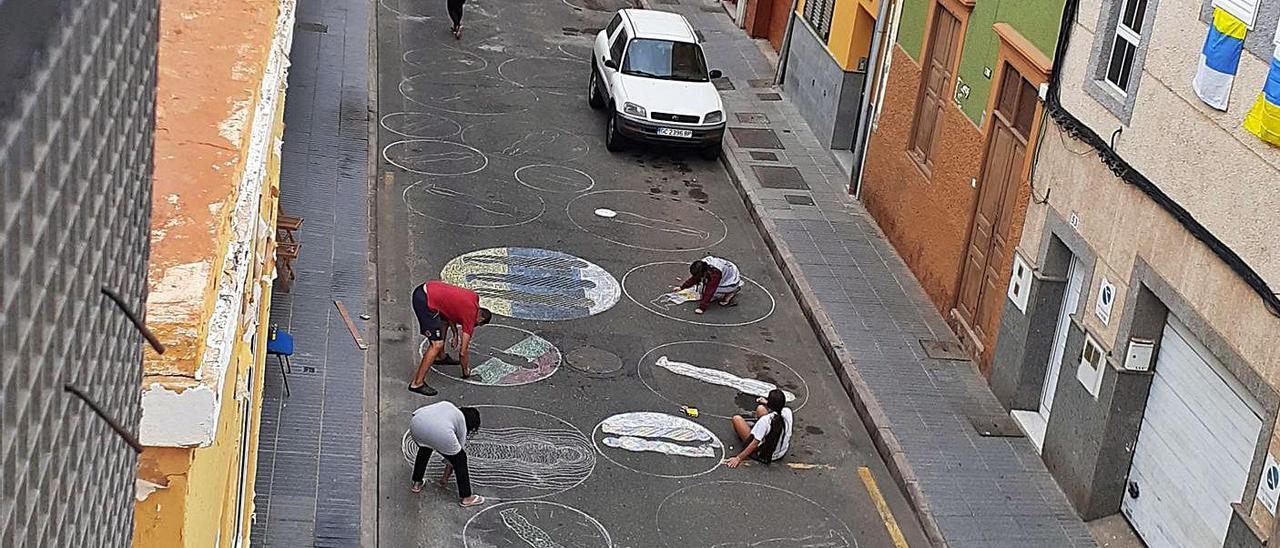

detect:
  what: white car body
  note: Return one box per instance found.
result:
[589,9,725,154]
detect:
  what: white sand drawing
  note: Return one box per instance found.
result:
[600,412,715,442]
[422,183,519,218]
[404,426,594,493]
[610,210,710,239]
[602,436,716,458]
[655,356,796,402]
[710,530,849,548]
[500,508,565,548]
[650,288,700,310]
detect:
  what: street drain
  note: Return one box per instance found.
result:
[728,127,783,149]
[757,92,782,101]
[735,112,769,124]
[749,151,778,161]
[713,77,735,91]
[784,194,814,206]
[752,166,809,190]
[748,78,774,88]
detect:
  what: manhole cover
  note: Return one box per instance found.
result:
[296,21,328,33]
[735,112,769,124]
[713,77,735,91]
[920,339,969,360]
[749,151,778,161]
[784,194,814,206]
[967,413,1026,438]
[565,346,624,376]
[729,127,783,149]
[752,166,809,190]
[756,92,782,101]
[748,78,773,88]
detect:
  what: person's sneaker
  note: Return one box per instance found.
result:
[408,383,438,396]
[435,354,461,366]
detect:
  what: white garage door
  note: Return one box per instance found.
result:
[1122,316,1263,548]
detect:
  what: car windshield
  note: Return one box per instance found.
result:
[621,39,708,82]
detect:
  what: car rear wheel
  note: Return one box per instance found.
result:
[588,68,604,109]
[605,112,624,152]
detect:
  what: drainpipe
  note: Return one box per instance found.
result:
[849,0,894,198]
[773,0,800,85]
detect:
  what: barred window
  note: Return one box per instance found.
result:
[803,0,837,41]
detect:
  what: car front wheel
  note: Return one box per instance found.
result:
[700,142,721,160]
[605,112,624,152]
[588,68,604,109]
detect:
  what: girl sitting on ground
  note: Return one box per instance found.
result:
[676,255,741,314]
[727,388,793,467]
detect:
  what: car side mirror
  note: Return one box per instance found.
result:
[708,69,723,79]
[604,59,618,70]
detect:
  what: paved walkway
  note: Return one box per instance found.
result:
[250,0,374,546]
[649,1,1098,546]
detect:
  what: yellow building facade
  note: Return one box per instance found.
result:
[132,0,296,545]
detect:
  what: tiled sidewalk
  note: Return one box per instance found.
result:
[649,1,1098,546]
[250,0,373,546]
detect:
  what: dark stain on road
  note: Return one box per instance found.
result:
[806,425,824,435]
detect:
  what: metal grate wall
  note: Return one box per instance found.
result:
[0,0,159,546]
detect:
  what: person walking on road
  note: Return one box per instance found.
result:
[676,255,742,314]
[409,280,492,396]
[727,389,793,467]
[447,0,466,39]
[409,401,486,507]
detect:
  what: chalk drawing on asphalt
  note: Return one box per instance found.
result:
[656,481,856,548]
[565,190,727,252]
[464,501,613,548]
[655,356,796,403]
[638,341,810,420]
[592,412,724,478]
[441,247,620,321]
[380,112,463,139]
[418,325,560,386]
[402,179,546,229]
[383,139,488,176]
[514,164,595,194]
[622,262,776,327]
[462,120,589,162]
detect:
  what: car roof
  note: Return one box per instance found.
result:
[621,9,697,42]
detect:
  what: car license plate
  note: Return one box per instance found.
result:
[657,127,693,138]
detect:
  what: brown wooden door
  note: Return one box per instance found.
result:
[908,6,961,171]
[956,64,1037,348]
[767,0,791,51]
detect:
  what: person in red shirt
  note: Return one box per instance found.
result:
[409,280,492,396]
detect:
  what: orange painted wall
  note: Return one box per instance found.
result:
[860,46,983,316]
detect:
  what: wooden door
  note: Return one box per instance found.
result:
[956,64,1036,346]
[908,6,961,172]
[767,0,791,51]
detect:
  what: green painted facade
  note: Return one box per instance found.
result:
[894,0,1065,125]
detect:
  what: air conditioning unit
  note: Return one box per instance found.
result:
[1124,338,1155,372]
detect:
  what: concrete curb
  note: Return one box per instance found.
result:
[718,149,948,547]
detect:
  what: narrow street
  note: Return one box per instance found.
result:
[374,0,928,546]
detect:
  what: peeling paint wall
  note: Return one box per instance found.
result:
[134,0,296,545]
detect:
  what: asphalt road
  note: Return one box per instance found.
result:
[374,0,930,546]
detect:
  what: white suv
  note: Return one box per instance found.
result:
[588,9,725,159]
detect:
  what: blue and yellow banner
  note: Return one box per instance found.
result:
[1193,7,1248,111]
[1242,44,1280,146]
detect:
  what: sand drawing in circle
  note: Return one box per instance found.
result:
[380,112,463,139]
[637,341,810,419]
[592,411,724,478]
[515,164,595,193]
[383,139,488,176]
[441,247,620,321]
[399,74,537,116]
[656,481,857,548]
[498,56,589,97]
[402,179,545,228]
[418,325,560,386]
[462,120,590,162]
[402,47,488,74]
[622,261,776,327]
[566,190,728,252]
[401,405,595,499]
[464,501,613,548]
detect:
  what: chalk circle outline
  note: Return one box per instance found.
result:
[441,247,622,321]
[556,43,592,61]
[463,500,613,548]
[378,0,434,20]
[622,261,776,327]
[400,404,596,500]
[565,190,729,252]
[654,481,858,548]
[497,56,590,97]
[401,179,546,229]
[514,163,596,194]
[636,341,810,419]
[379,111,463,140]
[461,119,590,163]
[590,411,724,479]
[402,46,488,74]
[398,75,536,116]
[382,139,489,176]
[417,324,561,386]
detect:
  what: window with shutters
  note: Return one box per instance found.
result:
[802,0,837,41]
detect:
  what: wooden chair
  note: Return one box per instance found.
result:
[277,214,303,243]
[276,242,300,293]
